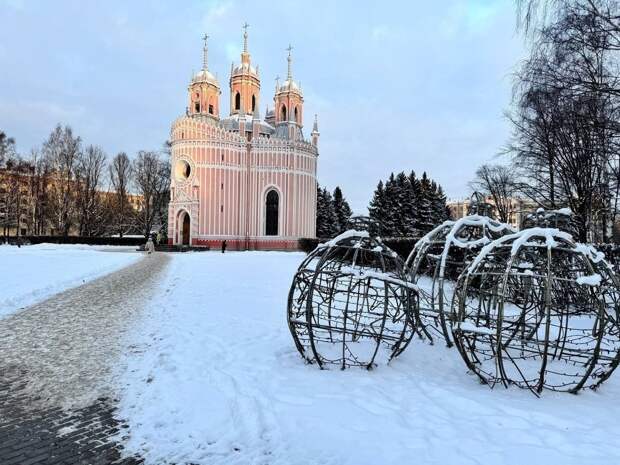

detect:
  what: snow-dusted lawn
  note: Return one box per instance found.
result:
[118,251,620,465]
[0,243,141,318]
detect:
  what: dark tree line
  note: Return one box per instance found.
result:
[0,124,170,240]
[369,171,450,238]
[316,185,353,238]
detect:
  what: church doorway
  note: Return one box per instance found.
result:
[266,190,279,236]
[178,210,190,245]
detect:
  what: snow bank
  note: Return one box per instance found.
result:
[117,251,620,465]
[576,274,602,286]
[0,243,141,318]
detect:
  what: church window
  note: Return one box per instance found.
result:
[221,205,224,213]
[235,92,241,111]
[208,104,214,114]
[251,94,256,112]
[174,160,191,182]
[194,102,200,113]
[280,104,287,122]
[265,190,279,236]
[294,106,299,123]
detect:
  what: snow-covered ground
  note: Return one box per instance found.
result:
[118,251,620,465]
[0,243,141,318]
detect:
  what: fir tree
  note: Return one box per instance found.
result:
[368,180,386,236]
[332,186,353,233]
[417,172,434,234]
[382,173,398,236]
[432,184,449,225]
[316,185,339,238]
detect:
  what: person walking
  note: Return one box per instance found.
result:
[221,240,227,253]
[145,236,155,254]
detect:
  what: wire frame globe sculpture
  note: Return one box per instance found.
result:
[405,216,514,346]
[452,228,620,395]
[287,231,419,369]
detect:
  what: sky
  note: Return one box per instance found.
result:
[0,0,526,212]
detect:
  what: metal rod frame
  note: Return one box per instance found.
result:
[451,231,620,395]
[288,233,419,369]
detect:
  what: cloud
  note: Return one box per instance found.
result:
[200,0,234,28]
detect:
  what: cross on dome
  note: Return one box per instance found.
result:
[202,33,209,70]
[243,22,249,52]
[286,44,293,79]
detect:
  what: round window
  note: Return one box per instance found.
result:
[175,160,191,181]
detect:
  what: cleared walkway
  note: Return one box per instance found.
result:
[0,252,170,465]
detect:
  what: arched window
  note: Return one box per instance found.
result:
[280,104,287,122]
[265,190,279,236]
[251,94,256,112]
[235,92,240,111]
[294,106,299,123]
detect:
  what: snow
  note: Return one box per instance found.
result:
[117,251,620,465]
[407,215,514,278]
[576,274,602,286]
[469,228,572,273]
[319,229,368,248]
[0,243,141,318]
[457,321,496,336]
[468,228,610,274]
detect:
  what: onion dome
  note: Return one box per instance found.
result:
[191,34,219,88]
[276,45,302,96]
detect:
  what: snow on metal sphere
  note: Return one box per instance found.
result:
[452,227,620,395]
[405,215,514,346]
[287,230,419,369]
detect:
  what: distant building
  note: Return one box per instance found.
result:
[0,165,32,237]
[447,195,536,230]
[167,27,319,250]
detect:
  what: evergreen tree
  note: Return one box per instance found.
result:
[368,170,449,238]
[332,186,353,233]
[431,184,449,225]
[382,173,398,236]
[368,180,386,236]
[397,171,419,236]
[417,172,434,234]
[316,185,339,238]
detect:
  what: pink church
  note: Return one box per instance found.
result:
[168,27,319,250]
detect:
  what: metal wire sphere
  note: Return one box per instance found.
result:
[287,231,419,369]
[405,216,514,346]
[452,228,620,395]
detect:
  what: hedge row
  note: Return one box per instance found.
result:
[4,235,148,246]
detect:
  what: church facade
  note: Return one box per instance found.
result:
[168,27,319,250]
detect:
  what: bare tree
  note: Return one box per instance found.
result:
[470,164,517,223]
[506,1,620,241]
[27,148,52,235]
[109,152,134,237]
[42,124,81,236]
[75,145,107,236]
[133,150,169,238]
